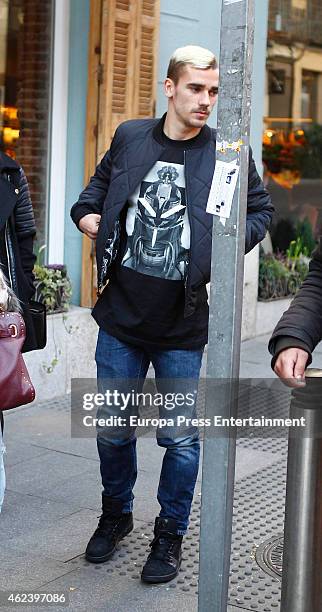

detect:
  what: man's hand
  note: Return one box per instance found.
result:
[274,347,309,387]
[79,214,101,240]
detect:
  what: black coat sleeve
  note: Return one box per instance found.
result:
[17,234,36,298]
[270,336,312,370]
[70,124,124,228]
[268,237,322,359]
[15,167,36,238]
[70,150,113,228]
[15,168,36,294]
[245,150,274,253]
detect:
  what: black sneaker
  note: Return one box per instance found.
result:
[141,517,183,584]
[85,496,133,563]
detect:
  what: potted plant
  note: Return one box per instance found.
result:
[258,248,309,301]
[33,246,72,314]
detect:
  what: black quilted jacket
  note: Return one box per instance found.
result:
[0,152,37,351]
[71,118,274,317]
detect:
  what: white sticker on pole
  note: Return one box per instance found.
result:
[206,160,240,218]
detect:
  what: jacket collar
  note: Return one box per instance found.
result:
[152,113,212,146]
[124,116,215,199]
[0,176,19,231]
[0,152,20,175]
[0,153,20,231]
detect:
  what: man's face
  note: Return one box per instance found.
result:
[165,65,219,129]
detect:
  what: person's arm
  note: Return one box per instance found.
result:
[70,124,124,238]
[18,234,36,296]
[268,237,322,382]
[70,148,113,232]
[272,336,311,367]
[70,148,114,240]
[270,336,311,386]
[245,149,274,253]
[14,167,37,296]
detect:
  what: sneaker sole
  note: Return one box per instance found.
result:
[85,523,133,564]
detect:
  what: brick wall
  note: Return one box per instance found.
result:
[15,0,53,246]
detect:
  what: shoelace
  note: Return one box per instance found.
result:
[94,514,123,538]
[149,534,179,562]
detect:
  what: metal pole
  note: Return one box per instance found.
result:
[198,1,255,610]
[281,369,322,612]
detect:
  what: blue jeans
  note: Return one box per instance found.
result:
[95,329,204,534]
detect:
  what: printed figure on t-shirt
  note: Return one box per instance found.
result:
[122,162,190,280]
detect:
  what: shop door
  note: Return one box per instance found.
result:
[81,0,160,307]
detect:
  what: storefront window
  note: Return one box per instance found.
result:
[0,0,53,245]
[301,70,318,119]
[264,0,322,254]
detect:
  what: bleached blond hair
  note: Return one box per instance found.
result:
[167,45,218,84]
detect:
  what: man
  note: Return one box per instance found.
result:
[71,45,273,584]
[269,238,322,384]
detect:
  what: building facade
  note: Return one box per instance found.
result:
[0,0,53,244]
[264,0,322,250]
[1,0,270,339]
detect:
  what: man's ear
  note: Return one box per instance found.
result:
[164,77,175,99]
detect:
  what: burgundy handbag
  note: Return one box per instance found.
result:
[0,311,35,411]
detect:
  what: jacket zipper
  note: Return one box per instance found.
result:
[4,174,19,295]
[4,174,18,296]
[4,222,14,290]
[183,150,192,296]
[97,217,121,297]
[4,172,14,291]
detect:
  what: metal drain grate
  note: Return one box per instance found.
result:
[228,457,285,611]
[255,535,284,580]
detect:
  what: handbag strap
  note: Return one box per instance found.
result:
[0,327,19,338]
[0,411,3,435]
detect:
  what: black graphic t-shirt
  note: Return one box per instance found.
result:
[92,118,210,350]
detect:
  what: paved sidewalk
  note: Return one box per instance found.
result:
[1,334,322,612]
